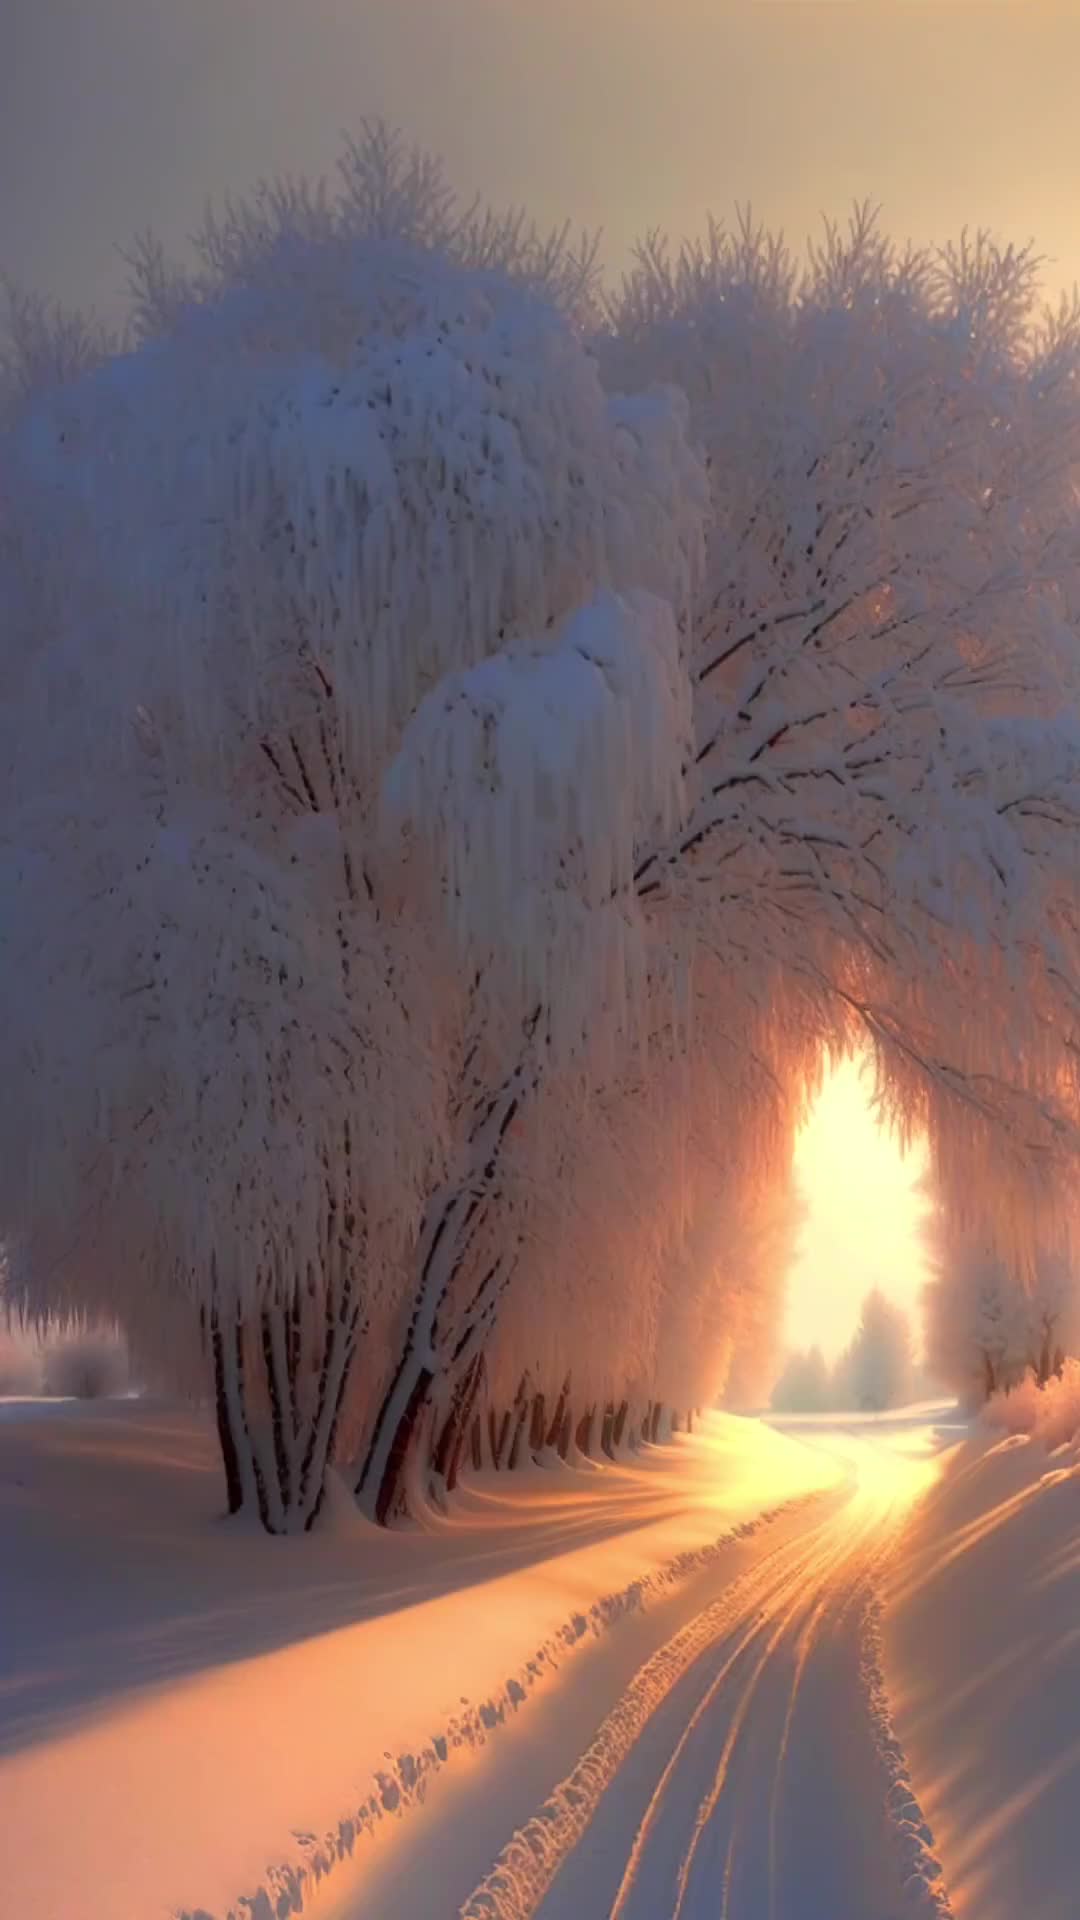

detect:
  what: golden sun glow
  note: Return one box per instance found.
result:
[786,1057,931,1363]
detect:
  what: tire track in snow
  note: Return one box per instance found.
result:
[609,1500,866,1920]
[175,1490,820,1920]
[859,1594,955,1919]
[667,1495,886,1920]
[458,1515,847,1920]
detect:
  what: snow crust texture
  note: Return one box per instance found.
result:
[174,1497,809,1920]
[860,1597,955,1919]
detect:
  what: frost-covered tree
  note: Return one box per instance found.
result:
[451,1014,798,1471]
[715,1175,807,1412]
[924,1239,1029,1405]
[41,1324,129,1400]
[771,1345,831,1414]
[605,210,1080,1229]
[0,133,702,1532]
[1020,1251,1078,1388]
[6,130,1080,1534]
[387,943,820,1499]
[845,1288,914,1412]
[358,199,1080,1518]
[922,1194,1080,1406]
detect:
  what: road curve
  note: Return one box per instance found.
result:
[461,1420,948,1920]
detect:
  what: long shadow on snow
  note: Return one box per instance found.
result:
[0,1396,733,1756]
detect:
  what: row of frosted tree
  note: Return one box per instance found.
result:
[4,126,1080,1531]
[922,1182,1080,1406]
[772,1289,918,1415]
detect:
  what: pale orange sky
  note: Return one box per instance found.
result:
[3,1,1080,314]
[787,1058,930,1363]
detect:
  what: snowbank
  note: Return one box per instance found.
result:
[884,1421,1080,1920]
[860,1598,953,1917]
[0,1399,838,1920]
[983,1357,1080,1451]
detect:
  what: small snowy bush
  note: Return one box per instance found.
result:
[984,1358,1080,1451]
[42,1326,128,1400]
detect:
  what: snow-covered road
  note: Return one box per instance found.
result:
[4,1402,959,1920]
[458,1419,949,1920]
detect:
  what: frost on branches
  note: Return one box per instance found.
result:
[922,1183,1080,1407]
[606,209,1080,1250]
[4,132,1080,1533]
[0,132,702,1531]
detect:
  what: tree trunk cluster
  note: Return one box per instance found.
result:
[204,1276,360,1534]
[206,1300,693,1533]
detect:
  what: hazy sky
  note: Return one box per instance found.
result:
[786,1059,930,1363]
[4,1,1080,317]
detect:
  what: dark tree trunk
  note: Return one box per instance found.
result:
[375,1365,434,1526]
[470,1414,484,1472]
[545,1375,571,1449]
[296,1276,360,1529]
[507,1398,531,1471]
[205,1307,244,1516]
[434,1354,484,1494]
[529,1392,547,1455]
[575,1406,597,1457]
[649,1402,663,1443]
[432,1405,458,1486]
[491,1408,512,1469]
[287,1285,302,1395]
[262,1308,295,1512]
[203,1232,360,1535]
[505,1376,531,1472]
[353,1028,542,1516]
[558,1408,573,1459]
[601,1402,616,1460]
[308,1381,349,1528]
[445,1401,471,1493]
[612,1400,629,1450]
[1036,1317,1056,1389]
[358,1336,419,1506]
[210,1296,273,1528]
[452,1357,486,1490]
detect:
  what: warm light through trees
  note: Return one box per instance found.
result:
[4,128,1080,1530]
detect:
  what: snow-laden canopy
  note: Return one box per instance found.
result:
[4,130,1080,1529]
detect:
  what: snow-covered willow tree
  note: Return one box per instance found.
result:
[435,950,826,1481]
[603,210,1080,1229]
[845,1288,914,1411]
[6,128,1080,1532]
[922,1189,1080,1406]
[444,204,1080,1483]
[379,206,1080,1499]
[771,1348,831,1415]
[0,129,703,1531]
[719,1173,806,1412]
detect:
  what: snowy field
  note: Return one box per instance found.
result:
[2,1398,834,1919]
[885,1423,1080,1920]
[8,1396,1077,1918]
